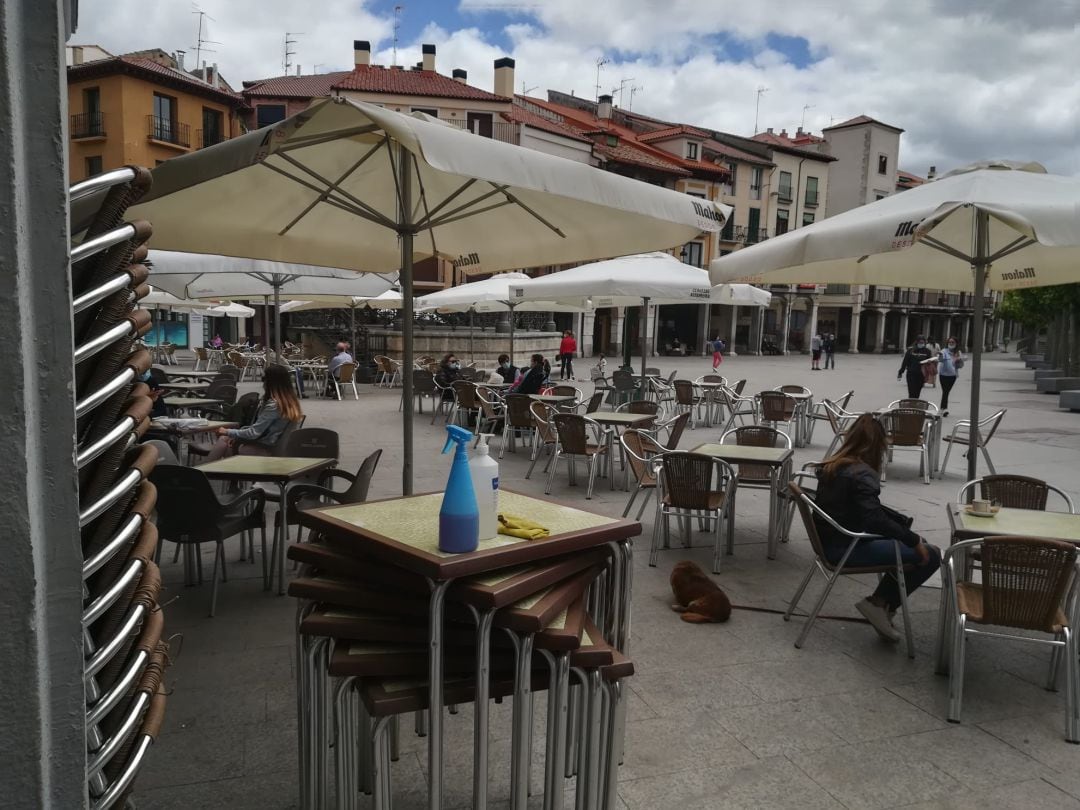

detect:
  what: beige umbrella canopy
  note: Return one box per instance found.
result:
[710,161,1080,481]
[116,97,727,496]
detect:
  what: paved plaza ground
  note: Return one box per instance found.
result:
[138,349,1080,810]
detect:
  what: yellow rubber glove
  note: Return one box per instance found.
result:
[497,513,550,540]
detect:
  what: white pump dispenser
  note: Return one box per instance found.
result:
[470,434,500,540]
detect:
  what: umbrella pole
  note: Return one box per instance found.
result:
[509,303,516,364]
[273,277,282,361]
[470,308,475,365]
[640,296,650,380]
[350,303,357,359]
[262,295,270,351]
[968,211,989,484]
[398,144,415,498]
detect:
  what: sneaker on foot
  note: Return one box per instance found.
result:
[855,598,900,642]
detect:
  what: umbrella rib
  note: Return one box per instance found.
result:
[428,199,515,228]
[487,182,566,238]
[920,235,974,263]
[260,161,391,227]
[988,236,1036,263]
[274,150,398,229]
[276,124,382,151]
[423,185,507,229]
[277,141,387,236]
[411,163,440,258]
[413,178,478,227]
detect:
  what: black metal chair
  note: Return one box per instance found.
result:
[149,464,266,616]
[283,449,383,544]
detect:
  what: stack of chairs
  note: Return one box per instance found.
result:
[71,166,171,808]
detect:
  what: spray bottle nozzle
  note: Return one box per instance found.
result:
[442,424,473,455]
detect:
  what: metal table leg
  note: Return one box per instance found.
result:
[426,580,450,810]
[507,630,535,810]
[469,607,495,810]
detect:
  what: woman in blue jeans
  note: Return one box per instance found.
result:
[813,413,941,641]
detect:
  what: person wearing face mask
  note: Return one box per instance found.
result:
[935,336,964,416]
[511,354,547,395]
[897,335,933,399]
[436,353,462,399]
[495,353,517,384]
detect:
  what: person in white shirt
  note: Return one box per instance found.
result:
[328,343,354,379]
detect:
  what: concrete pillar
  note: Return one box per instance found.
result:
[0,0,87,804]
[805,298,819,354]
[899,311,910,349]
[747,307,762,355]
[727,304,738,357]
[993,318,1004,350]
[961,317,971,352]
[873,310,887,353]
[580,310,595,357]
[849,306,862,353]
[699,303,711,356]
[780,297,792,355]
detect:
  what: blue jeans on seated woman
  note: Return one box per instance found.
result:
[824,539,941,611]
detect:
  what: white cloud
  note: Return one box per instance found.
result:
[71,0,1080,175]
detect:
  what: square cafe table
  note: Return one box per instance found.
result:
[591,411,659,487]
[199,455,337,594]
[300,488,640,810]
[163,396,223,413]
[690,442,795,558]
[166,370,220,380]
[947,504,1080,544]
[157,381,211,393]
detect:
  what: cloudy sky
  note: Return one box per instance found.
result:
[74,0,1080,176]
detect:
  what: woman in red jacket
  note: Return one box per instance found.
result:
[558,330,578,380]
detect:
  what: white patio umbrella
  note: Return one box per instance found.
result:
[361,289,405,310]
[145,250,395,354]
[112,97,726,499]
[508,253,760,377]
[417,272,588,361]
[195,302,256,318]
[709,161,1080,481]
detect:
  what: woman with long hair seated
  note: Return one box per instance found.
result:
[813,413,941,642]
[202,364,303,463]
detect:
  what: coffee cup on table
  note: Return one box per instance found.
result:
[972,498,993,515]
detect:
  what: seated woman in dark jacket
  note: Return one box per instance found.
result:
[814,413,941,642]
[511,354,546,396]
[495,354,518,384]
[435,353,462,400]
[202,364,303,463]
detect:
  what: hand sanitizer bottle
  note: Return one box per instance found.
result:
[470,434,499,540]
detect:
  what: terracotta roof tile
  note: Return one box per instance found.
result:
[701,139,773,166]
[504,103,591,142]
[823,114,904,133]
[331,66,508,102]
[637,124,710,143]
[594,142,691,175]
[68,55,242,104]
[242,72,350,99]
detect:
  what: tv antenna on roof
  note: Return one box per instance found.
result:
[628,84,643,111]
[594,56,609,102]
[284,32,303,74]
[522,81,538,95]
[801,104,815,129]
[191,7,220,67]
[393,5,404,66]
[753,85,768,134]
[615,77,635,108]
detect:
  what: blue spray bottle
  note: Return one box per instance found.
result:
[439,425,480,553]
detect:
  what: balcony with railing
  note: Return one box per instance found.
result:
[823,284,851,296]
[146,115,190,149]
[437,117,520,145]
[745,227,769,245]
[197,129,226,149]
[805,190,819,207]
[777,183,793,203]
[71,111,105,140]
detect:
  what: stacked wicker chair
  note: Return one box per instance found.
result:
[71,167,171,809]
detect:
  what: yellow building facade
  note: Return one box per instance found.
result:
[67,55,243,182]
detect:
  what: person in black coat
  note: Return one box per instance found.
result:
[897,335,933,399]
[813,413,940,642]
[512,354,546,396]
[495,353,518,384]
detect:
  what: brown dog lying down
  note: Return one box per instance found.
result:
[670,560,732,623]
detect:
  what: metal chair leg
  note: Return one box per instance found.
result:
[947,614,967,722]
[794,569,840,648]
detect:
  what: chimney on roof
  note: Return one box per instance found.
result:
[597,94,613,121]
[493,57,515,98]
[927,165,937,180]
[353,40,371,67]
[452,68,467,84]
[766,127,774,134]
[422,43,436,71]
[71,45,84,65]
[213,62,220,88]
[779,128,787,138]
[796,126,804,137]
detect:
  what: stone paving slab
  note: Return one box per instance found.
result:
[139,351,1080,809]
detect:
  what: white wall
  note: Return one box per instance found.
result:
[519,126,594,164]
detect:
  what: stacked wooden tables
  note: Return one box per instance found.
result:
[690,442,794,558]
[296,488,640,809]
